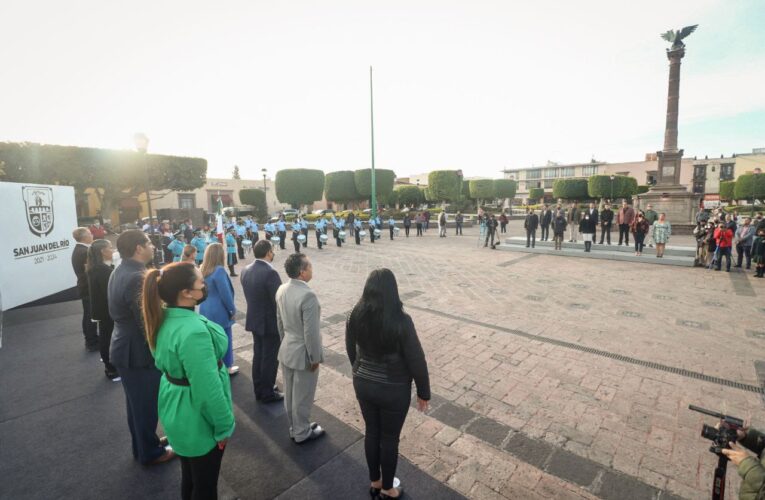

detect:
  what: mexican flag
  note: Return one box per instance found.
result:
[216,194,225,243]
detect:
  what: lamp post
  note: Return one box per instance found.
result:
[261,168,268,210]
[133,132,157,264]
[610,174,615,203]
[369,66,377,219]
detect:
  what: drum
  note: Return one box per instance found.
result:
[393,227,400,235]
[359,230,367,239]
[338,230,347,241]
[374,229,382,237]
[297,234,306,243]
[241,239,253,248]
[320,234,329,243]
[270,236,281,244]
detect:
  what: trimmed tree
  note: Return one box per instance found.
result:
[324,170,360,208]
[719,181,735,202]
[239,189,268,221]
[637,185,650,194]
[528,187,544,202]
[275,168,325,209]
[396,185,423,207]
[734,174,765,205]
[493,179,518,200]
[469,179,495,209]
[354,168,395,199]
[0,142,206,223]
[553,178,589,200]
[587,175,639,201]
[427,170,461,203]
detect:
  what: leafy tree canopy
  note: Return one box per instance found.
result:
[553,178,589,200]
[239,188,268,221]
[275,168,325,208]
[427,170,461,202]
[324,170,359,203]
[720,181,736,201]
[587,175,638,200]
[528,187,545,201]
[493,179,518,199]
[354,168,395,198]
[734,174,765,202]
[469,179,495,201]
[396,185,424,207]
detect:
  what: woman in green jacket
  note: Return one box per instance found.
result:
[142,262,235,500]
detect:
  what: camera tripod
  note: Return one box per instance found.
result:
[711,452,728,500]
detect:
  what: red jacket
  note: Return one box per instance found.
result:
[714,227,733,248]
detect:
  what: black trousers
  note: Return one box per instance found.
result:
[599,225,611,244]
[455,223,462,235]
[316,231,323,249]
[500,223,507,233]
[81,296,98,349]
[526,229,536,247]
[353,377,411,490]
[355,230,361,245]
[293,238,301,253]
[301,228,308,247]
[370,229,375,243]
[634,232,646,253]
[98,317,116,373]
[389,227,394,240]
[618,224,630,245]
[116,365,164,464]
[279,231,286,249]
[404,225,410,237]
[180,445,225,500]
[484,229,496,247]
[736,244,752,268]
[540,224,549,240]
[236,236,245,259]
[416,224,423,236]
[253,332,280,400]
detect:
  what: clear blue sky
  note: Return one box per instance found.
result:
[0,0,762,179]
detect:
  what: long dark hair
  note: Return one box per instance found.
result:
[350,268,406,353]
[141,262,198,349]
[85,239,111,272]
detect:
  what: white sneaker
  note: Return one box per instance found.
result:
[228,366,240,375]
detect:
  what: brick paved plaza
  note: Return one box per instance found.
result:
[228,221,765,499]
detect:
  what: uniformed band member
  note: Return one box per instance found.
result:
[335,218,345,247]
[264,222,274,241]
[315,218,326,250]
[277,217,287,250]
[369,218,376,244]
[354,219,362,245]
[388,216,396,240]
[226,228,238,276]
[291,222,302,253]
[300,217,309,247]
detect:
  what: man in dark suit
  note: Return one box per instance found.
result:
[524,209,539,248]
[108,230,174,465]
[71,227,98,351]
[599,203,614,245]
[241,240,284,403]
[540,205,552,241]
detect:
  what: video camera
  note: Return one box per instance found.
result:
[689,404,746,500]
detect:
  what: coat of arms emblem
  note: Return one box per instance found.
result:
[23,186,55,237]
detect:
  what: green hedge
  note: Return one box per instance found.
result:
[720,181,736,201]
[553,178,589,200]
[587,175,638,199]
[469,179,495,200]
[428,170,461,202]
[275,169,325,207]
[528,188,544,201]
[493,179,518,199]
[734,174,765,202]
[637,185,650,194]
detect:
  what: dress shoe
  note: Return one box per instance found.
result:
[295,426,325,444]
[148,447,176,465]
[259,390,284,404]
[379,486,404,499]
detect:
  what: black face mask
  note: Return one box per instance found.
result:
[195,285,208,305]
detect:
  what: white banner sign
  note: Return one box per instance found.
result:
[0,181,78,310]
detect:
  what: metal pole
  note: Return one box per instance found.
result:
[370,66,377,219]
[142,152,158,265]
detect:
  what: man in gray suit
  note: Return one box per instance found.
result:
[276,253,325,444]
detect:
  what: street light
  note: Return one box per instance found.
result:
[133,132,157,264]
[610,174,615,203]
[261,168,268,209]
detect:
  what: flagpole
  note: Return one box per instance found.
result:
[370,66,377,219]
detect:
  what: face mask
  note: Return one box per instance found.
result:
[195,285,208,305]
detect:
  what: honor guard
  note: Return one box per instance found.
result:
[276,218,287,250]
[388,216,396,240]
[354,219,362,245]
[300,217,309,247]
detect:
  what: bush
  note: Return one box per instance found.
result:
[275,169,325,208]
[637,185,650,194]
[587,175,638,199]
[553,178,589,200]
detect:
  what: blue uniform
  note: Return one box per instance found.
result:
[277,220,286,232]
[236,224,246,237]
[225,233,237,267]
[388,217,396,240]
[167,238,185,262]
[191,236,207,263]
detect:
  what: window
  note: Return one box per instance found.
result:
[178,194,196,209]
[694,165,707,179]
[647,171,658,185]
[692,181,705,194]
[582,165,598,176]
[544,168,558,178]
[720,163,734,181]
[526,169,541,180]
[561,167,574,177]
[543,179,554,188]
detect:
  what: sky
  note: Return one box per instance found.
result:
[1,0,763,181]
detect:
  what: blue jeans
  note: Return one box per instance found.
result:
[716,247,732,271]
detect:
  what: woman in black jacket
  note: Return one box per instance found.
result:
[346,269,430,500]
[86,239,119,380]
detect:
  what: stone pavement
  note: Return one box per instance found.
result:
[225,221,765,499]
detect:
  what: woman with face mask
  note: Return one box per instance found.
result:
[199,243,239,376]
[142,262,235,500]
